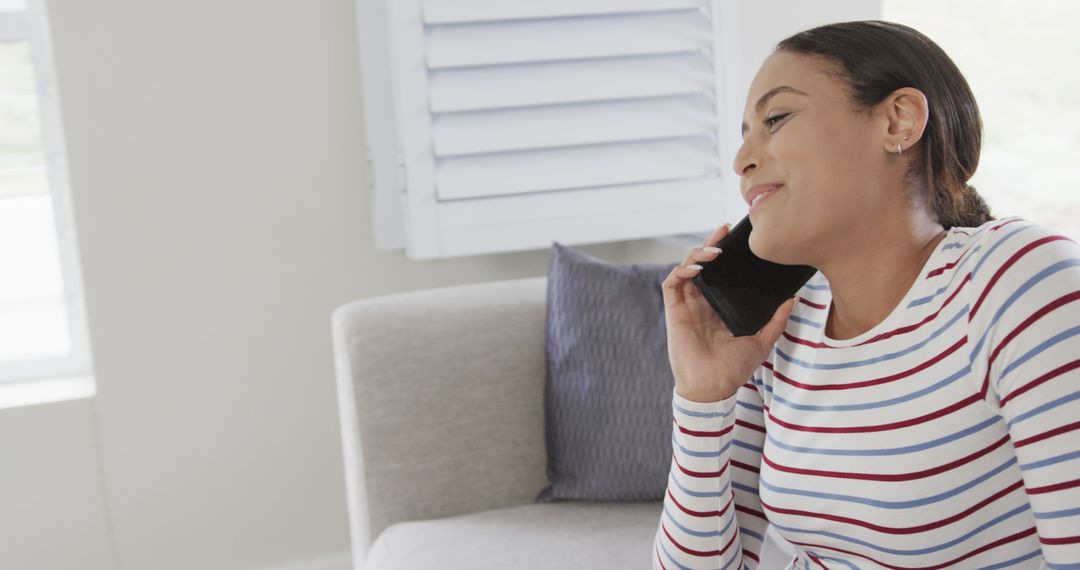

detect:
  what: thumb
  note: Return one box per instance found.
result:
[754,296,798,346]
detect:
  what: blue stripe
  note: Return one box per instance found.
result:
[674,400,735,419]
[658,540,711,570]
[670,471,730,499]
[756,457,1016,509]
[970,223,1035,280]
[908,285,948,308]
[976,549,1043,570]
[731,481,760,497]
[754,364,971,412]
[943,240,964,250]
[1034,506,1080,519]
[732,440,763,454]
[999,323,1080,381]
[908,243,982,307]
[1007,389,1080,429]
[969,258,1080,362]
[720,548,741,570]
[802,282,830,291]
[1019,447,1080,471]
[810,554,861,569]
[1047,564,1080,570]
[790,315,824,329]
[737,400,763,414]
[764,416,1001,457]
[768,503,1030,557]
[738,527,764,543]
[672,432,731,458]
[662,503,736,538]
[775,306,967,370]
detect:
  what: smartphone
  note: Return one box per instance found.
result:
[691,215,818,336]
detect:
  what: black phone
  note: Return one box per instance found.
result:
[691,215,818,337]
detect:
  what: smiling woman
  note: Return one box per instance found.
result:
[656,20,1080,569]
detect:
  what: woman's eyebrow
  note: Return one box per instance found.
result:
[741,85,810,138]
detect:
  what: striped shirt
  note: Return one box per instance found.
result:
[654,216,1080,569]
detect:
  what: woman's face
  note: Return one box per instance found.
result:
[734,51,895,266]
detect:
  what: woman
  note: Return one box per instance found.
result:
[656,20,1080,569]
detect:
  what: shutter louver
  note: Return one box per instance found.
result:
[384,0,738,258]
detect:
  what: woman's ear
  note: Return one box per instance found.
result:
[882,87,929,155]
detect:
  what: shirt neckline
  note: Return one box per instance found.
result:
[818,229,955,348]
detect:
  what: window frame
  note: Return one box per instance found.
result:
[0,0,95,398]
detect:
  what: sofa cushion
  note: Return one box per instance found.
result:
[363,501,663,570]
[537,243,679,502]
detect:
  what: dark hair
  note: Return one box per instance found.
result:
[776,20,994,230]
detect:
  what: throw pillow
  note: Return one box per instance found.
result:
[536,241,680,502]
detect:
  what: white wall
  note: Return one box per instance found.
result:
[0,0,877,568]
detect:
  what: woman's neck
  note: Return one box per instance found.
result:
[821,221,948,341]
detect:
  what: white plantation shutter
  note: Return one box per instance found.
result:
[358,0,878,259]
[359,0,744,259]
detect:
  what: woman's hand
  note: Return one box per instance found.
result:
[661,223,798,403]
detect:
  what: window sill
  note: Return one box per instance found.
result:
[0,375,96,411]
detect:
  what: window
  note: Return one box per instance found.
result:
[884,1,1080,239]
[0,0,94,406]
[357,0,877,259]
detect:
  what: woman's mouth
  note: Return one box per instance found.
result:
[749,187,780,213]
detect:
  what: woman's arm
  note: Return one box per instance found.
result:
[653,377,771,569]
[967,220,1080,566]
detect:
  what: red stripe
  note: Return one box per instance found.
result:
[734,504,768,521]
[799,297,827,310]
[988,291,1080,371]
[765,393,980,433]
[760,435,1009,481]
[759,479,1024,534]
[1000,359,1080,408]
[970,234,1072,319]
[661,522,726,558]
[786,272,972,347]
[787,526,1036,570]
[735,419,766,433]
[655,543,667,570]
[731,459,759,474]
[1041,535,1080,545]
[675,419,733,438]
[807,552,830,569]
[764,336,966,392]
[1014,418,1080,448]
[926,234,983,277]
[1027,477,1080,495]
[673,452,728,479]
[925,218,1022,278]
[666,487,734,518]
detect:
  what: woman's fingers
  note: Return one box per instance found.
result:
[703,222,733,248]
[663,223,733,309]
[755,296,799,345]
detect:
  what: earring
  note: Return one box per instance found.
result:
[898,143,902,155]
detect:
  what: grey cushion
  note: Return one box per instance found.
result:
[364,501,664,570]
[537,243,679,503]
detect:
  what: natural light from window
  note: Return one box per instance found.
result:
[884,0,1080,240]
[0,40,73,365]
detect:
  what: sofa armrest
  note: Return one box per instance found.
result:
[331,276,550,568]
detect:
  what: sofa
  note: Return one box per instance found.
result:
[330,275,793,569]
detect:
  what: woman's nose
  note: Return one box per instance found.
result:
[733,141,757,178]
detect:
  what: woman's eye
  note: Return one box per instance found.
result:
[764,113,790,129]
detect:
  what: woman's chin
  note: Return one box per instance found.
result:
[749,227,801,265]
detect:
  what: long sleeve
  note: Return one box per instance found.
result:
[653,378,771,569]
[966,221,1080,566]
